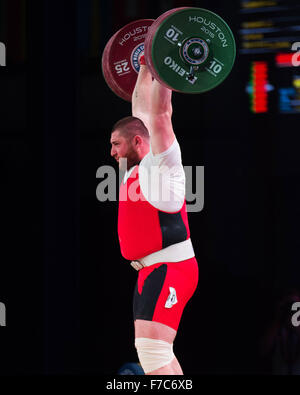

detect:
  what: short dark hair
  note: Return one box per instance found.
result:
[111,116,149,141]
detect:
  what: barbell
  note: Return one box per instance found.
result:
[101,7,236,102]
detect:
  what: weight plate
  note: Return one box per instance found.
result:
[102,30,129,100]
[145,8,236,94]
[102,19,154,102]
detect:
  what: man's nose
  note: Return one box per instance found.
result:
[111,146,116,157]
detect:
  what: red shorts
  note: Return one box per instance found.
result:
[133,257,198,331]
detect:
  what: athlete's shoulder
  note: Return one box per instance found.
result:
[140,138,181,168]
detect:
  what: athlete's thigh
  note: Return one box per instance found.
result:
[134,319,177,343]
[133,258,198,331]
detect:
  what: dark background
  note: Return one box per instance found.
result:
[0,0,299,376]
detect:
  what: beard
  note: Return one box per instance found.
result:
[118,146,140,171]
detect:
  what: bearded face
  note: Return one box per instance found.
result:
[110,130,141,171]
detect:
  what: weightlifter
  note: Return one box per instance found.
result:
[110,55,199,375]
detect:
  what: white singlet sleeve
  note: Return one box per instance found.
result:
[139,138,185,213]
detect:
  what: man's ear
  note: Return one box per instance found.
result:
[133,135,142,146]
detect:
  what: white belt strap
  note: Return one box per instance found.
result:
[130,238,195,271]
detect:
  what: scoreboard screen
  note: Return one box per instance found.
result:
[239,0,300,114]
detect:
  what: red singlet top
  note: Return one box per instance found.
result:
[118,165,190,261]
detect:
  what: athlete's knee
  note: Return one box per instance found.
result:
[135,337,175,374]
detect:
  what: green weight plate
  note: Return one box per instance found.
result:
[145,7,236,93]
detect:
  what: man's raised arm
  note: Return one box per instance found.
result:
[132,60,176,156]
[132,63,152,132]
[149,79,175,155]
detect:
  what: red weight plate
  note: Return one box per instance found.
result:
[102,33,132,100]
[102,31,129,100]
[101,19,154,102]
[144,8,188,90]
